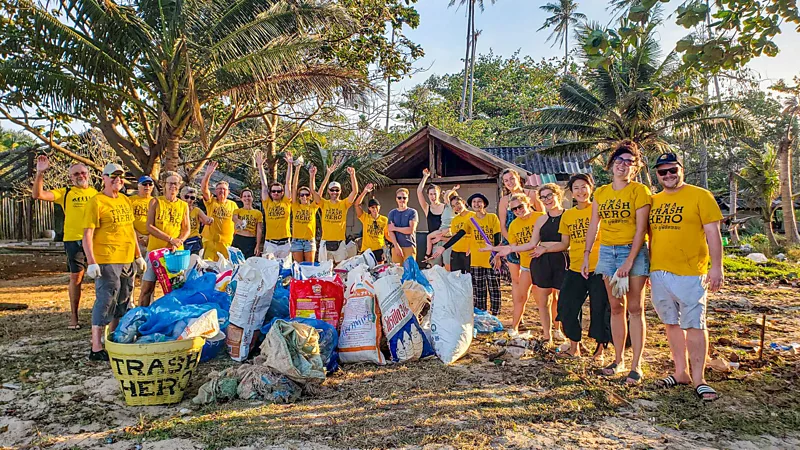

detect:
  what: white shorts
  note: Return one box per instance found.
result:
[263,240,291,259]
[650,270,708,330]
[319,240,348,264]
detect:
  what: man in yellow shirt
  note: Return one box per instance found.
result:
[130,175,155,255]
[256,151,293,258]
[32,155,98,330]
[181,186,210,255]
[649,153,723,402]
[313,160,358,263]
[467,193,502,315]
[201,161,238,261]
[138,171,190,307]
[83,163,145,361]
[355,183,389,263]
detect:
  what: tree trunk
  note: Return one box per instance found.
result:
[467,27,478,120]
[264,113,279,180]
[161,136,180,176]
[766,207,779,248]
[729,172,739,244]
[458,0,473,122]
[778,135,800,243]
[564,26,569,75]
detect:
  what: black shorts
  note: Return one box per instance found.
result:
[64,240,87,273]
[372,248,385,263]
[530,251,569,289]
[232,234,257,259]
[450,251,471,274]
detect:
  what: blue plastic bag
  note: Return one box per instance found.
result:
[112,307,151,343]
[473,308,504,334]
[264,280,291,323]
[138,302,219,336]
[402,257,433,296]
[261,317,339,374]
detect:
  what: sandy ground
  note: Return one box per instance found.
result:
[1,254,799,449]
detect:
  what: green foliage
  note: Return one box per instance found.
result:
[737,145,780,224]
[538,0,587,49]
[723,255,800,281]
[0,126,34,152]
[397,51,562,147]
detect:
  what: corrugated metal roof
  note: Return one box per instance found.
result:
[482,147,593,175]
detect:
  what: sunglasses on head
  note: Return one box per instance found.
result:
[657,167,679,176]
[511,204,525,212]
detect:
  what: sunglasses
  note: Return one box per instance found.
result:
[510,204,525,212]
[271,190,283,194]
[397,196,407,200]
[141,181,154,186]
[613,157,636,167]
[299,193,311,197]
[329,188,340,192]
[184,195,196,200]
[108,172,124,179]
[540,193,554,201]
[657,167,680,176]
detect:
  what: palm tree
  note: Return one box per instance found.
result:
[775,95,800,244]
[297,141,392,192]
[0,0,368,178]
[737,145,781,247]
[449,0,497,121]
[517,18,751,165]
[538,0,586,75]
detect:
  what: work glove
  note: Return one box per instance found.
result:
[134,257,147,274]
[609,270,630,298]
[86,264,101,279]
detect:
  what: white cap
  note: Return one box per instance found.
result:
[328,181,342,190]
[102,163,124,176]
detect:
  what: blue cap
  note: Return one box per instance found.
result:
[138,175,154,184]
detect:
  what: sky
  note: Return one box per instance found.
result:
[394,0,800,95]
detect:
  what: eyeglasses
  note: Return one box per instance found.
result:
[397,196,407,200]
[540,193,554,201]
[166,181,180,186]
[510,204,525,212]
[329,188,340,192]
[299,193,311,197]
[657,167,680,176]
[70,171,88,177]
[271,190,283,194]
[613,157,636,167]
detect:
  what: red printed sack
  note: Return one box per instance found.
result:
[290,276,345,330]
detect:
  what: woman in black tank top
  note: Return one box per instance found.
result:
[527,184,568,346]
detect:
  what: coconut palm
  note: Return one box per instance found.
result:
[449,0,497,121]
[0,0,368,178]
[517,18,751,164]
[538,0,587,75]
[777,95,800,244]
[296,141,392,192]
[737,145,781,247]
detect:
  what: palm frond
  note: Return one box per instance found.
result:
[531,139,606,157]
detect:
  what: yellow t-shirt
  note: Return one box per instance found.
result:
[234,208,263,236]
[469,213,501,269]
[204,198,237,244]
[449,211,476,253]
[292,202,319,241]
[320,198,353,242]
[52,186,98,242]
[147,197,188,252]
[84,193,136,264]
[262,198,292,240]
[559,206,600,273]
[507,211,545,269]
[189,207,202,238]
[650,184,723,276]
[130,194,152,236]
[359,213,388,252]
[594,182,652,246]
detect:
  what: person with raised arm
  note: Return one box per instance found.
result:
[582,140,652,385]
[232,189,264,258]
[138,171,190,307]
[290,164,320,262]
[83,163,145,361]
[130,175,155,256]
[424,183,459,269]
[355,183,389,263]
[428,195,475,274]
[32,155,98,330]
[256,152,293,259]
[181,186,210,255]
[201,161,237,261]
[313,159,358,263]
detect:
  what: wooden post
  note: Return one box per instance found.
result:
[428,137,435,177]
[435,141,443,178]
[27,150,34,243]
[758,313,766,361]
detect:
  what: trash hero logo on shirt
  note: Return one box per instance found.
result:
[267,204,287,220]
[213,204,232,219]
[650,202,684,229]
[110,205,134,223]
[133,203,148,216]
[367,220,383,237]
[324,207,343,222]
[294,208,312,222]
[598,199,631,223]
[158,206,181,225]
[513,226,532,245]
[566,217,590,240]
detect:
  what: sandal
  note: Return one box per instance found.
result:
[67,324,81,330]
[556,350,580,359]
[656,375,690,389]
[695,384,719,402]
[624,370,643,385]
[600,362,626,377]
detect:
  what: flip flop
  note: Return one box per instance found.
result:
[624,370,643,385]
[695,384,719,402]
[656,375,690,389]
[67,324,81,330]
[556,350,580,360]
[600,362,626,377]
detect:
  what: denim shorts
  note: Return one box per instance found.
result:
[290,238,315,253]
[595,244,649,278]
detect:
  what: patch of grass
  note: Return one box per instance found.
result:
[723,256,800,281]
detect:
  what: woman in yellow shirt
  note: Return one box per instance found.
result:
[290,164,320,262]
[138,171,190,307]
[201,161,238,261]
[131,175,155,255]
[83,163,145,361]
[233,189,264,258]
[355,183,389,263]
[583,141,652,385]
[181,186,210,255]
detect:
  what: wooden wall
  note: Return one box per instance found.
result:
[0,194,55,241]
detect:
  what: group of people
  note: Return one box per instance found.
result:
[34,141,724,401]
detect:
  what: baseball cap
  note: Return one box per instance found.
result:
[328,181,342,190]
[102,163,124,176]
[467,193,489,208]
[138,175,154,184]
[368,198,380,207]
[652,152,683,169]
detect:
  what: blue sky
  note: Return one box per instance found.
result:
[395,0,800,93]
